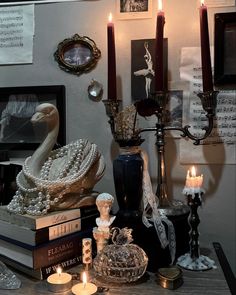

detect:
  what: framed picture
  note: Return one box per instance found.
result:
[54,34,101,76]
[0,85,66,150]
[131,38,168,101]
[214,12,236,86]
[116,0,152,20]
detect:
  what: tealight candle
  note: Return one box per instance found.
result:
[47,266,72,293]
[72,272,97,295]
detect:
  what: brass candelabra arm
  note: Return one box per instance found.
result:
[162,112,214,145]
[181,113,214,145]
[163,90,218,145]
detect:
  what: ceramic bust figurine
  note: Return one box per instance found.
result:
[95,193,116,232]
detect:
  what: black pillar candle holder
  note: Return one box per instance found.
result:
[177,191,216,271]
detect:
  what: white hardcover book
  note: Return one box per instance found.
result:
[0,206,82,230]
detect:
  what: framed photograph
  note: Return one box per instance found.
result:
[164,81,189,138]
[0,85,66,150]
[116,0,153,20]
[131,38,168,101]
[54,34,101,76]
[214,12,236,86]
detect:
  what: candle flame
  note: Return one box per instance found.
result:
[82,272,87,288]
[158,0,163,11]
[108,13,113,23]
[191,166,196,177]
[56,266,62,276]
[200,0,205,6]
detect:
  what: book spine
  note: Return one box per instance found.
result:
[37,218,82,244]
[36,214,97,244]
[32,229,92,269]
[0,213,97,246]
[0,204,98,230]
[41,255,83,279]
[41,248,96,280]
[35,209,82,230]
[0,206,82,230]
[0,253,84,280]
[35,206,98,230]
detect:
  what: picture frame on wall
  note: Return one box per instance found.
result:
[54,34,101,76]
[116,0,153,20]
[131,38,168,101]
[214,12,236,86]
[0,85,66,150]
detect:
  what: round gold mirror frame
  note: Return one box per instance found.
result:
[54,34,101,75]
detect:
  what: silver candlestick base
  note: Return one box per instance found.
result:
[177,253,216,271]
[177,192,216,271]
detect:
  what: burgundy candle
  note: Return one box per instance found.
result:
[199,0,213,92]
[107,13,117,100]
[155,0,165,92]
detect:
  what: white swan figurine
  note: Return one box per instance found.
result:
[7,103,105,215]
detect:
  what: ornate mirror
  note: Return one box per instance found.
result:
[54,34,101,75]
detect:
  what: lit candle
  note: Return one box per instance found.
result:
[47,266,72,293]
[183,166,204,195]
[199,0,213,92]
[155,0,165,91]
[72,272,97,295]
[107,13,117,100]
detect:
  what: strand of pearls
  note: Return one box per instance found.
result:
[7,139,101,216]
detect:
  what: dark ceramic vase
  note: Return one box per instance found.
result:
[113,146,143,223]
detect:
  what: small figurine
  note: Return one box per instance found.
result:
[95,193,116,232]
[93,193,116,253]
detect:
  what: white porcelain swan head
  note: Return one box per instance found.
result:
[7,103,106,215]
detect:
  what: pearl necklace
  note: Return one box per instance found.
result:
[7,139,102,216]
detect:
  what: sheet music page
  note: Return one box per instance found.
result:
[179,47,236,164]
[205,0,235,7]
[0,5,34,64]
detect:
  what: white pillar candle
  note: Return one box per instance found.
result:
[47,267,72,293]
[183,166,204,195]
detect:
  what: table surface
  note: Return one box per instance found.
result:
[0,244,231,295]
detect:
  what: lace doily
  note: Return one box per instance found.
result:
[140,149,176,265]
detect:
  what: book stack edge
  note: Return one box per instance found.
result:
[0,205,98,279]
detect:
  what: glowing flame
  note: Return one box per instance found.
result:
[158,0,163,11]
[191,166,196,177]
[82,272,87,288]
[56,266,62,276]
[200,0,205,6]
[108,13,113,23]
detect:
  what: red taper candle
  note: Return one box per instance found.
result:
[107,13,117,100]
[155,0,165,92]
[199,0,213,92]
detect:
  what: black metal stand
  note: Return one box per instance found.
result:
[177,192,216,271]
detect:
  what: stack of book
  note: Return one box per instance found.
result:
[0,205,98,279]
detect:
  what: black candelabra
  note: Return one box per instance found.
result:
[103,89,218,216]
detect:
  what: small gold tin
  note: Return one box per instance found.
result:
[156,266,183,290]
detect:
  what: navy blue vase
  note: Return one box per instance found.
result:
[113,147,143,222]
